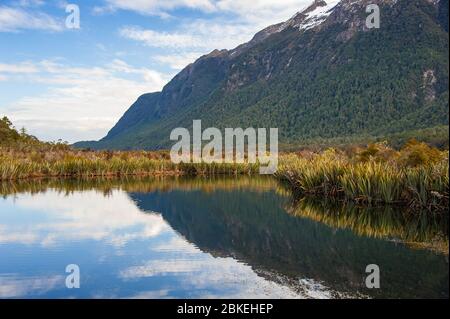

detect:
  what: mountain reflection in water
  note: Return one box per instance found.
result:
[0,177,448,299]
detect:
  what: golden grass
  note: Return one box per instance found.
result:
[0,148,260,180]
[276,143,449,211]
[1,140,448,211]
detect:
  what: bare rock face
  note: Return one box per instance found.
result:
[423,69,437,103]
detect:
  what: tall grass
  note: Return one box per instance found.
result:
[277,144,449,211]
[0,149,259,180]
[1,140,449,211]
[339,162,404,204]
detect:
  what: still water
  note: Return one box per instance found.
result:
[0,177,448,299]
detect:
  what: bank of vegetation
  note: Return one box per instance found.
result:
[0,117,259,179]
[1,117,448,211]
[277,141,448,211]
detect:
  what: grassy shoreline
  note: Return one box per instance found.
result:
[276,142,449,212]
[1,113,448,212]
[1,146,448,212]
[0,148,261,180]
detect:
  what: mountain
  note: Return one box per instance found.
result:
[75,0,449,150]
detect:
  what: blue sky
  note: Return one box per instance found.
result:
[0,0,312,142]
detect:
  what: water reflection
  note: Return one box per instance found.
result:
[0,177,448,299]
[288,198,449,254]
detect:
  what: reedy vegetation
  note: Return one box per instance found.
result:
[1,117,448,210]
[2,141,447,210]
[0,117,258,178]
[276,141,449,211]
[0,149,259,179]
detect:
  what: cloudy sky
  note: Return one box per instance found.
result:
[0,0,312,143]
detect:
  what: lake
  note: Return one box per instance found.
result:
[0,177,448,299]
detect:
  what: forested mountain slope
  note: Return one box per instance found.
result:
[75,0,449,150]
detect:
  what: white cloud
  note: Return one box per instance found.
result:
[95,0,216,17]
[118,1,314,54]
[120,255,328,299]
[216,0,312,23]
[99,0,312,22]
[3,59,172,142]
[0,61,39,73]
[120,27,201,49]
[0,275,64,298]
[16,0,45,7]
[154,52,204,70]
[0,190,170,247]
[119,19,261,52]
[0,5,63,32]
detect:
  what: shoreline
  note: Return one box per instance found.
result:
[1,170,448,213]
[1,140,448,212]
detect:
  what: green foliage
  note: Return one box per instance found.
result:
[0,116,69,151]
[76,0,449,151]
[0,116,21,145]
[276,141,449,211]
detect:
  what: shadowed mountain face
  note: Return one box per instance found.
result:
[75,0,449,150]
[129,186,449,299]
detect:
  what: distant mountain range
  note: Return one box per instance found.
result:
[75,0,449,150]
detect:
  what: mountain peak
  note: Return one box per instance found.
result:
[261,0,405,37]
[280,0,340,32]
[228,1,340,57]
